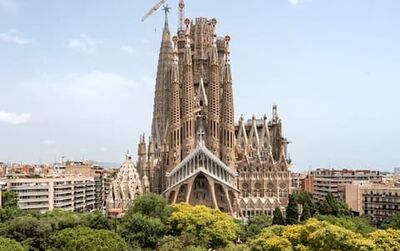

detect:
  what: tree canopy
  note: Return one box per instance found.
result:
[242,214,272,240]
[120,211,167,249]
[381,212,400,230]
[285,194,299,225]
[0,236,25,251]
[168,203,239,249]
[128,193,172,221]
[1,191,18,208]
[1,215,52,251]
[48,226,128,251]
[317,192,352,216]
[272,207,285,225]
[0,192,400,251]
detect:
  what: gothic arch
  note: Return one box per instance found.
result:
[189,174,213,208]
[168,190,176,204]
[215,183,229,213]
[176,184,188,203]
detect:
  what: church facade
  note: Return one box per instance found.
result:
[136,13,291,218]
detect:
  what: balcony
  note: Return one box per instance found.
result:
[16,191,49,196]
[19,197,49,203]
[54,201,73,207]
[12,186,49,191]
[19,203,49,210]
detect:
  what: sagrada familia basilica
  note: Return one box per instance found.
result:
[108,5,292,218]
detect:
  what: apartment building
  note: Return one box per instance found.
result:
[339,181,400,226]
[0,177,95,212]
[303,168,382,200]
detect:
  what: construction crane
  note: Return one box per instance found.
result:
[141,0,186,31]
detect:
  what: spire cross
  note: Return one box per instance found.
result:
[162,5,170,24]
[197,126,205,147]
[196,113,207,147]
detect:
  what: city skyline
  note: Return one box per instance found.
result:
[1,0,399,172]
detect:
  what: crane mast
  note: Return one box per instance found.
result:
[141,0,168,22]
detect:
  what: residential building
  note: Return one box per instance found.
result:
[339,181,400,226]
[305,168,382,200]
[0,177,95,212]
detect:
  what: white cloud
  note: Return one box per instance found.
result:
[0,0,19,15]
[42,139,56,145]
[0,30,35,45]
[288,0,309,6]
[120,45,135,54]
[0,111,31,124]
[69,34,103,53]
[99,147,107,152]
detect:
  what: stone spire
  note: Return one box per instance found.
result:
[106,153,143,213]
[221,35,235,167]
[150,8,174,151]
[181,19,195,158]
[168,36,182,169]
[207,18,221,157]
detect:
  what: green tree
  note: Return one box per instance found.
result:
[307,223,370,251]
[285,194,299,225]
[129,193,172,221]
[300,202,311,222]
[252,218,378,251]
[257,236,292,251]
[168,203,239,249]
[250,225,284,251]
[157,236,184,251]
[48,226,128,251]
[368,229,400,251]
[381,212,400,230]
[120,212,166,249]
[1,191,18,208]
[316,215,374,235]
[272,207,285,225]
[0,207,24,223]
[2,215,52,251]
[243,214,272,240]
[42,210,82,231]
[317,192,352,216]
[0,236,25,251]
[282,218,375,251]
[185,246,207,251]
[81,210,113,230]
[296,192,317,216]
[217,244,251,251]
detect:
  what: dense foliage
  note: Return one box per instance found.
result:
[168,203,239,249]
[1,192,400,250]
[285,194,299,225]
[381,212,400,230]
[48,226,128,251]
[0,236,25,251]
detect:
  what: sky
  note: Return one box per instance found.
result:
[0,0,399,172]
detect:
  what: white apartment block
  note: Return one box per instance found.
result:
[309,168,382,201]
[0,177,95,212]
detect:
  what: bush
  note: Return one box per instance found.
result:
[48,226,128,251]
[0,236,25,251]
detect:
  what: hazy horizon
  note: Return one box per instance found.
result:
[1,0,399,172]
